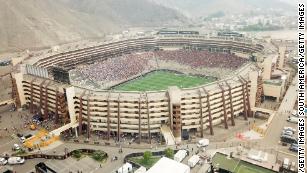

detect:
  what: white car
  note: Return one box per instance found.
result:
[197,139,209,148]
[8,157,25,165]
[283,158,290,169]
[287,116,298,123]
[12,144,20,151]
[291,110,297,116]
[19,136,26,143]
[0,158,7,165]
[282,130,294,136]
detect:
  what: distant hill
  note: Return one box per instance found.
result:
[61,0,186,26]
[150,0,296,17]
[0,0,185,53]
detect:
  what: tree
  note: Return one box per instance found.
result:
[143,151,152,164]
[164,148,174,159]
[72,150,82,159]
[92,150,107,162]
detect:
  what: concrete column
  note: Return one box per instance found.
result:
[239,79,248,120]
[138,95,142,144]
[30,79,36,113]
[241,77,252,117]
[167,92,173,130]
[75,127,78,138]
[263,56,272,80]
[44,81,51,119]
[146,93,151,144]
[55,89,59,124]
[225,82,235,126]
[203,88,214,135]
[86,96,91,139]
[248,71,259,108]
[78,91,86,135]
[117,94,121,142]
[218,84,228,129]
[13,73,26,106]
[39,80,46,115]
[66,87,77,124]
[198,89,204,138]
[107,92,111,141]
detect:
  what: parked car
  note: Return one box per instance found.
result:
[19,136,26,143]
[281,135,298,144]
[8,157,25,165]
[287,116,298,123]
[291,110,298,117]
[282,130,294,136]
[12,144,20,151]
[197,139,209,148]
[283,158,290,169]
[0,158,7,165]
[289,144,298,152]
[24,134,33,140]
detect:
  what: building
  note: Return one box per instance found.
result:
[211,152,278,173]
[12,33,266,143]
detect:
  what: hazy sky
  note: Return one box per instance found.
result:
[280,0,307,6]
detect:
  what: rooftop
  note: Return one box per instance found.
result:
[263,79,282,86]
[146,157,190,173]
[211,152,278,173]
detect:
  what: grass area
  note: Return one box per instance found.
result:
[212,152,239,172]
[72,150,107,162]
[235,162,276,173]
[113,70,215,91]
[13,149,27,156]
[129,156,161,169]
[212,153,276,173]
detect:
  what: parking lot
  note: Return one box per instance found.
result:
[261,73,299,168]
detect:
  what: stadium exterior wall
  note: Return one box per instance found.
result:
[16,35,263,142]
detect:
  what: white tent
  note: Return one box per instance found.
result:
[174,150,187,162]
[188,155,200,168]
[135,166,147,173]
[247,149,268,162]
[146,157,190,173]
[117,162,133,173]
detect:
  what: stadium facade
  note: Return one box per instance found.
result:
[12,33,265,143]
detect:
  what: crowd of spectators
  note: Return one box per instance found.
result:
[73,50,248,82]
[76,52,155,82]
[155,50,248,69]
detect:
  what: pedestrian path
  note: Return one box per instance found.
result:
[160,125,175,145]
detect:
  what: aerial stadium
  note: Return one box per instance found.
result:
[12,30,266,144]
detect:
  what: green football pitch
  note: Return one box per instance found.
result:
[113,71,215,91]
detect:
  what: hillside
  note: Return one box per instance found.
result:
[61,0,185,26]
[150,0,295,17]
[0,0,185,53]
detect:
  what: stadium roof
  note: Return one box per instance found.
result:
[146,157,190,173]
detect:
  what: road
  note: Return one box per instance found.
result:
[263,74,297,146]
